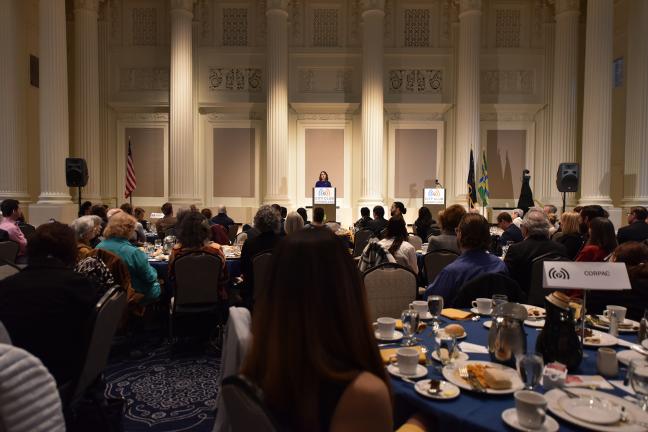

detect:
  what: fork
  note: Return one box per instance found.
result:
[459,367,486,393]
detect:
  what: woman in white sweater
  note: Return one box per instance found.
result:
[378,216,418,274]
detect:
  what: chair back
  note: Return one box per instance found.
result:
[424,249,459,284]
[221,375,278,432]
[0,265,19,282]
[252,252,273,300]
[174,253,223,306]
[18,224,36,241]
[0,241,19,265]
[363,263,417,321]
[407,234,423,251]
[452,272,523,308]
[527,253,570,306]
[234,231,248,246]
[70,286,126,402]
[353,229,374,257]
[227,224,241,245]
[0,321,11,344]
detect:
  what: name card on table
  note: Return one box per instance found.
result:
[542,262,631,291]
[149,212,164,219]
[313,187,335,205]
[423,188,445,205]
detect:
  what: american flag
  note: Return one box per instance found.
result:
[124,139,136,198]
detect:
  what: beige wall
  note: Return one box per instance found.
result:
[304,128,345,198]
[394,129,438,198]
[124,127,165,198]
[486,129,527,200]
[213,127,255,198]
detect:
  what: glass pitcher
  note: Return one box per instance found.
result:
[488,302,528,368]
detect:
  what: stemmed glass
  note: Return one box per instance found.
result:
[401,309,420,347]
[428,295,444,332]
[516,352,544,390]
[492,294,508,316]
[629,358,648,410]
[436,334,457,366]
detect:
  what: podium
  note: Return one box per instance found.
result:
[312,187,336,222]
[423,188,446,218]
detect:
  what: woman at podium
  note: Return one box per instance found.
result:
[315,171,331,187]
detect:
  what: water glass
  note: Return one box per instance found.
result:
[428,295,444,331]
[516,353,544,390]
[492,294,508,315]
[436,335,457,366]
[154,239,162,249]
[629,358,648,410]
[401,309,420,347]
[146,242,155,255]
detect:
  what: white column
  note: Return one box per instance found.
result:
[548,0,580,205]
[623,0,648,207]
[0,0,28,201]
[359,0,385,206]
[73,0,101,201]
[98,1,114,203]
[538,4,555,205]
[169,0,195,205]
[38,0,72,204]
[454,0,481,203]
[579,0,613,206]
[264,0,290,205]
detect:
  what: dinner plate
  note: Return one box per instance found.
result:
[483,320,492,329]
[414,379,460,400]
[431,349,469,363]
[387,363,428,379]
[559,397,621,425]
[524,319,545,328]
[592,315,640,333]
[581,329,618,347]
[375,330,403,341]
[617,349,645,366]
[642,339,648,350]
[501,408,559,432]
[521,304,547,319]
[545,388,648,431]
[441,361,524,395]
[471,307,492,316]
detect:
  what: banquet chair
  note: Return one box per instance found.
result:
[213,307,252,432]
[170,253,225,339]
[526,253,570,306]
[0,343,66,432]
[0,241,19,265]
[407,234,423,251]
[18,223,36,241]
[451,272,523,308]
[227,223,241,245]
[0,264,20,282]
[423,249,459,284]
[221,375,279,432]
[353,229,374,257]
[253,252,273,301]
[363,263,417,321]
[234,231,248,246]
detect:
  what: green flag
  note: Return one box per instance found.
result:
[478,150,489,207]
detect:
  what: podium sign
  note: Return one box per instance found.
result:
[423,188,445,205]
[150,212,164,219]
[542,262,631,291]
[313,187,336,205]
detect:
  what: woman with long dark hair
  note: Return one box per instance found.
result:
[413,207,438,241]
[241,228,393,431]
[315,170,332,187]
[576,217,618,262]
[378,217,418,274]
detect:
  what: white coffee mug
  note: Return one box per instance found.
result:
[597,347,619,377]
[603,305,627,323]
[396,347,419,375]
[514,390,547,429]
[376,317,396,338]
[410,300,428,315]
[472,298,492,314]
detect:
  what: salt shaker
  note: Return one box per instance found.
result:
[609,310,619,337]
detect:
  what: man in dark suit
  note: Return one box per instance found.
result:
[497,212,523,248]
[210,205,235,228]
[504,208,568,293]
[618,206,648,244]
[368,205,388,237]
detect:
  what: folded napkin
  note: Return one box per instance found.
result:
[565,375,614,390]
[441,308,473,320]
[458,342,489,354]
[380,346,426,364]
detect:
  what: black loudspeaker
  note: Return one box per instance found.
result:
[66,158,89,187]
[556,162,579,192]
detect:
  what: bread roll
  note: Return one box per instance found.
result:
[484,368,512,390]
[444,324,465,338]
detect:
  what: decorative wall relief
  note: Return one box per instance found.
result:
[403,8,430,47]
[384,0,394,45]
[256,0,267,46]
[313,8,339,47]
[481,70,534,95]
[120,68,169,91]
[197,0,212,45]
[495,8,521,48]
[222,8,248,46]
[298,68,353,93]
[132,7,157,46]
[289,0,304,45]
[348,0,361,45]
[388,69,442,94]
[208,68,263,92]
[117,113,169,122]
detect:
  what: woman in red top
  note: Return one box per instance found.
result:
[576,217,618,262]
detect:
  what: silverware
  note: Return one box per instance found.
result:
[471,315,481,322]
[620,406,648,428]
[559,387,583,399]
[459,366,486,393]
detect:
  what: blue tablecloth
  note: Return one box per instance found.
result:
[389,314,638,431]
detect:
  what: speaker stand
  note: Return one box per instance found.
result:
[77,187,82,217]
[562,192,567,214]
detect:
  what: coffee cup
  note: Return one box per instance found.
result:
[603,305,627,323]
[472,298,492,314]
[376,317,396,338]
[597,347,619,377]
[396,347,419,375]
[514,390,547,429]
[410,300,428,316]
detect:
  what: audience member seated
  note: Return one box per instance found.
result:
[90,204,108,240]
[200,208,213,223]
[512,208,524,227]
[425,214,507,304]
[575,217,617,262]
[378,217,418,274]
[543,204,558,216]
[297,207,310,226]
[285,211,305,235]
[579,204,609,240]
[239,205,282,307]
[78,200,93,217]
[552,211,584,260]
[169,211,229,301]
[496,212,523,248]
[609,242,648,320]
[505,208,568,292]
[120,203,146,244]
[368,205,388,237]
[134,207,149,231]
[97,212,160,304]
[70,215,102,259]
[210,222,231,245]
[210,205,235,228]
[413,207,440,241]
[0,222,98,385]
[618,206,648,244]
[547,213,558,236]
[390,201,406,218]
[306,207,326,228]
[74,254,116,300]
[0,199,27,258]
[155,202,177,239]
[354,206,373,231]
[241,227,393,431]
[428,204,465,253]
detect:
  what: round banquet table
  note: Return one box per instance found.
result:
[388,312,640,431]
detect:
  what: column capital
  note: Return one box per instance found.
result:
[73,0,100,13]
[456,0,481,16]
[361,0,385,13]
[170,0,195,14]
[267,0,289,13]
[552,0,580,16]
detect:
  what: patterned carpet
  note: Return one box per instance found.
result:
[103,342,221,432]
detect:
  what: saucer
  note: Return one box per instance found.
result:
[471,307,492,316]
[431,349,469,363]
[386,363,428,379]
[375,330,403,341]
[501,408,559,432]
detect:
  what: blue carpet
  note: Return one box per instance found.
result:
[103,343,221,432]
